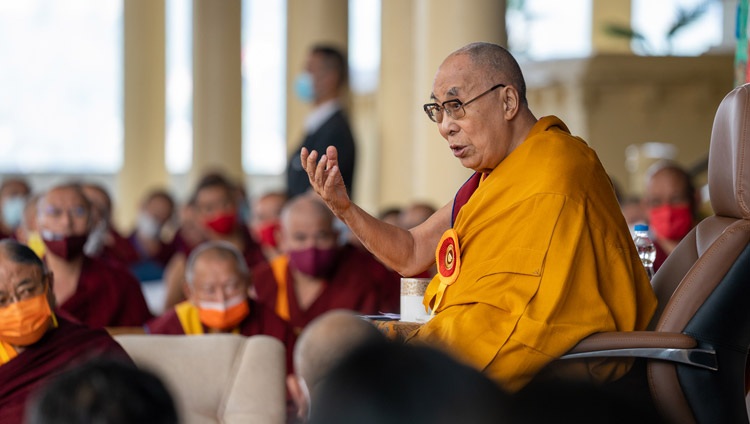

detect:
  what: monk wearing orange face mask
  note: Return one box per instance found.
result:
[0,240,130,423]
[146,240,295,367]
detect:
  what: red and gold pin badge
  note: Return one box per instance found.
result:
[436,228,461,286]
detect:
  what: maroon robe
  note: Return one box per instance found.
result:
[59,256,153,328]
[100,225,140,267]
[146,298,296,372]
[0,315,131,423]
[253,244,381,333]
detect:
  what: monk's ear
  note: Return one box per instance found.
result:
[45,272,57,308]
[502,86,520,120]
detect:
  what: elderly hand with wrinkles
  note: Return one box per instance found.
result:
[300,145,352,218]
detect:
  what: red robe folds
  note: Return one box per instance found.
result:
[59,256,153,328]
[253,245,381,334]
[0,315,131,423]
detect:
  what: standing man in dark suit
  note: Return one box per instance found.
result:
[286,45,356,199]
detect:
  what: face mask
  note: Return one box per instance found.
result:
[294,72,315,103]
[204,212,237,235]
[26,231,47,259]
[288,246,339,278]
[42,231,88,260]
[1,196,25,229]
[198,295,249,330]
[83,220,108,257]
[0,292,52,346]
[137,212,162,239]
[256,221,280,249]
[649,204,693,241]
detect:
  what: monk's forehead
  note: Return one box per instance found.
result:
[431,54,483,101]
[0,255,42,290]
[45,186,88,206]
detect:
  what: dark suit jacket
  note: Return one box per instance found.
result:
[286,109,356,198]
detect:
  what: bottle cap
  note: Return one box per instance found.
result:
[634,224,649,232]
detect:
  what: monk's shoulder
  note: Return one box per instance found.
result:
[145,309,182,335]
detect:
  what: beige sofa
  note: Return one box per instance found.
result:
[114,334,286,424]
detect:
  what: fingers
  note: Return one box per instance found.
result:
[300,147,309,170]
[326,146,339,170]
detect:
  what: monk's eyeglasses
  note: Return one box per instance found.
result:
[423,83,505,123]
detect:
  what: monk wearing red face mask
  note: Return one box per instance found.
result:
[0,240,130,423]
[146,241,295,366]
[36,184,152,328]
[643,162,700,272]
[252,195,382,335]
[162,173,266,312]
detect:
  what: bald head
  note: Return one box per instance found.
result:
[281,195,334,230]
[294,310,385,391]
[450,42,527,106]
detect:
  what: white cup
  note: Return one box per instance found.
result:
[400,277,433,323]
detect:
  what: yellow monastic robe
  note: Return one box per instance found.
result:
[413,116,657,392]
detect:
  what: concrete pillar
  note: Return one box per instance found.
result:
[286,0,349,160]
[119,0,167,230]
[411,0,507,209]
[191,0,243,187]
[591,0,632,54]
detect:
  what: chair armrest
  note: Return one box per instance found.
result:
[561,331,716,371]
[566,331,698,354]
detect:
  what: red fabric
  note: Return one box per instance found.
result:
[253,244,381,333]
[239,227,268,269]
[100,226,140,266]
[58,256,153,328]
[146,299,296,372]
[0,315,131,424]
[451,172,483,226]
[653,241,668,272]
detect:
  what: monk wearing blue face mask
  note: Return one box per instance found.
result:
[252,195,388,335]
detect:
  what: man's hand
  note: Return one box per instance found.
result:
[301,145,351,217]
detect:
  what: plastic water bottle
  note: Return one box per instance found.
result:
[633,224,655,280]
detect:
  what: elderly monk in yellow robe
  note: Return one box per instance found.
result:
[300,42,657,392]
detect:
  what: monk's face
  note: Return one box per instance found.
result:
[194,186,236,222]
[188,253,249,304]
[250,194,286,231]
[0,253,49,310]
[280,204,338,253]
[37,187,92,237]
[431,54,512,173]
[644,169,692,211]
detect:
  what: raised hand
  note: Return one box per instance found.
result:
[300,145,352,217]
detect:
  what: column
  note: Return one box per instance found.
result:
[591,0,632,54]
[411,0,507,208]
[118,0,168,230]
[191,0,243,187]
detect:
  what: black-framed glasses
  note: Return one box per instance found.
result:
[423,83,506,123]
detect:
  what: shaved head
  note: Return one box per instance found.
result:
[294,310,385,391]
[450,42,527,106]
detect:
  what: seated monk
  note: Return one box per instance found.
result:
[80,182,140,267]
[252,195,381,335]
[36,183,152,328]
[300,42,657,392]
[249,191,288,261]
[127,188,178,281]
[287,309,386,422]
[162,172,266,311]
[146,240,295,355]
[0,240,130,423]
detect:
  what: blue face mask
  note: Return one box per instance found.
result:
[2,196,26,229]
[294,72,315,103]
